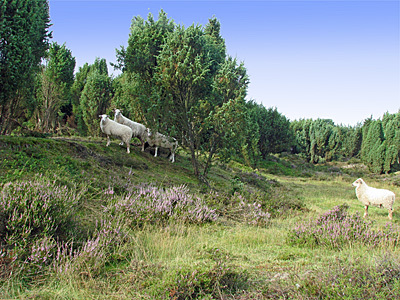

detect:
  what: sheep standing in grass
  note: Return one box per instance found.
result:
[114,109,147,151]
[99,114,133,153]
[352,178,395,220]
[146,128,178,163]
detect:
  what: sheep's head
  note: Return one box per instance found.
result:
[146,128,153,137]
[114,109,122,118]
[99,114,108,125]
[352,178,364,188]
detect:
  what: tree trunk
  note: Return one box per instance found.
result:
[202,139,216,179]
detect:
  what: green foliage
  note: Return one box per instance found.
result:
[291,118,362,164]
[80,70,113,136]
[360,113,400,174]
[71,58,111,135]
[246,101,294,162]
[0,0,52,134]
[113,11,175,128]
[117,10,174,76]
[110,73,146,124]
[290,111,399,174]
[118,11,250,182]
[33,42,76,133]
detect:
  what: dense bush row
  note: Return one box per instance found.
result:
[292,114,400,173]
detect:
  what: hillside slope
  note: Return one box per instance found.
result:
[2,135,400,299]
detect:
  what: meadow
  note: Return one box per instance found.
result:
[1,135,400,299]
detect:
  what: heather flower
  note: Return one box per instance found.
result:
[288,204,400,249]
[106,184,218,226]
[52,219,126,276]
[216,192,271,226]
[0,178,85,271]
[104,186,114,195]
[24,236,57,275]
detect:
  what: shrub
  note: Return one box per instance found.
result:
[0,177,85,276]
[204,191,271,226]
[53,219,126,277]
[288,204,400,249]
[107,184,218,227]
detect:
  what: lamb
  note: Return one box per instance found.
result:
[114,109,147,151]
[99,114,133,153]
[146,128,178,163]
[352,178,396,220]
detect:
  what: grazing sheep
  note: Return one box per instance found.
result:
[114,109,147,151]
[99,114,133,153]
[352,178,396,220]
[146,128,178,163]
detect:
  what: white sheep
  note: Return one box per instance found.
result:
[99,114,133,153]
[114,109,147,151]
[352,178,396,220]
[146,128,178,163]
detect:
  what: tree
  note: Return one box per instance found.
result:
[361,119,385,173]
[155,24,213,180]
[71,58,109,135]
[0,0,52,134]
[243,101,261,168]
[157,27,249,181]
[80,71,113,136]
[291,119,313,158]
[202,57,249,176]
[117,12,249,183]
[291,119,360,163]
[260,106,293,159]
[382,112,400,173]
[309,119,335,163]
[114,11,175,130]
[34,42,75,133]
[341,125,362,158]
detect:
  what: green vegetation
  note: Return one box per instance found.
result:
[0,0,52,135]
[1,5,400,298]
[1,136,400,299]
[1,6,399,179]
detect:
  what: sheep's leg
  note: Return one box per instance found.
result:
[141,141,145,152]
[154,147,158,157]
[388,209,393,220]
[106,136,111,147]
[127,145,130,154]
[363,205,368,218]
[170,151,175,163]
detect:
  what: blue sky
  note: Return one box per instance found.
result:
[49,0,399,126]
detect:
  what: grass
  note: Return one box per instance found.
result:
[1,135,400,299]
